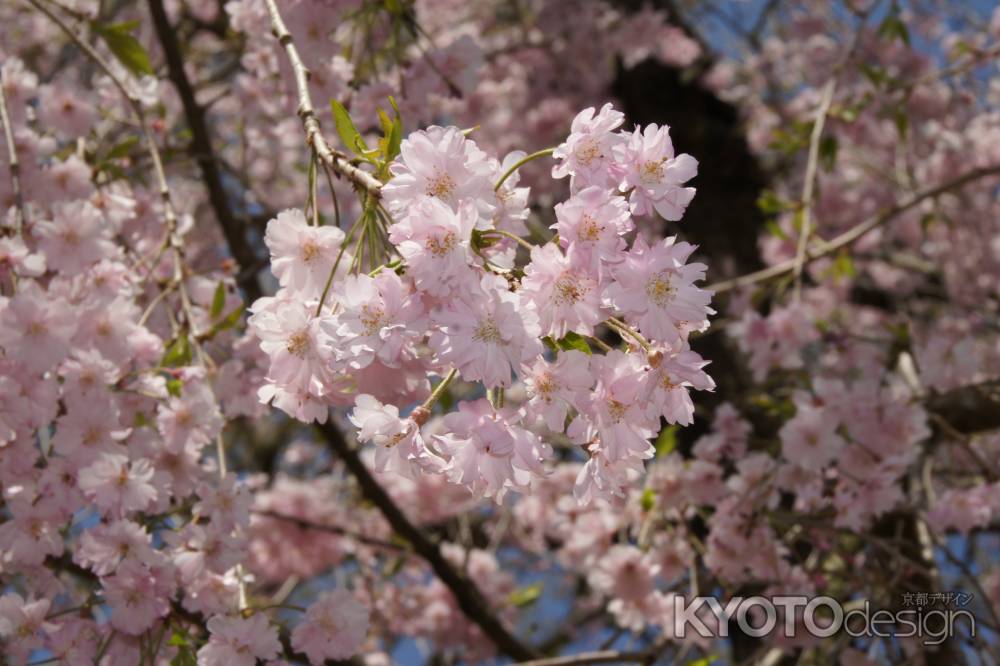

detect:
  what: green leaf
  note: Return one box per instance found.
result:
[170,644,197,666]
[202,304,245,341]
[507,582,543,607]
[210,282,226,319]
[756,189,784,215]
[106,135,140,159]
[655,425,677,457]
[819,135,838,171]
[685,657,717,666]
[640,487,656,512]
[92,21,153,76]
[330,99,369,155]
[832,251,856,280]
[554,331,592,355]
[859,63,889,89]
[765,219,789,241]
[161,335,192,367]
[877,14,910,46]
[166,378,183,397]
[387,96,403,161]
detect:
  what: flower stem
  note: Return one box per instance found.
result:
[493,147,555,191]
[481,228,535,251]
[607,316,650,351]
[422,368,458,411]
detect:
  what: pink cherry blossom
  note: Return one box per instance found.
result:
[432,399,549,501]
[78,452,158,517]
[429,273,542,388]
[291,589,370,664]
[0,281,76,373]
[382,125,495,218]
[551,185,633,271]
[604,235,713,344]
[779,405,847,469]
[522,350,593,432]
[552,103,626,191]
[619,123,698,221]
[264,208,347,300]
[521,243,604,337]
[570,350,657,463]
[324,271,425,369]
[386,196,478,297]
[101,559,174,635]
[642,343,715,425]
[197,612,281,666]
[349,394,442,478]
[34,201,115,276]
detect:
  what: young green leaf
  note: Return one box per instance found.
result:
[162,334,192,367]
[92,22,153,76]
[554,331,592,355]
[507,582,543,607]
[210,282,227,319]
[331,99,369,155]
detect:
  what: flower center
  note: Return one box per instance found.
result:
[640,159,665,185]
[426,230,457,257]
[473,318,502,344]
[360,304,385,335]
[286,329,311,357]
[579,213,603,242]
[175,408,194,428]
[608,399,628,422]
[554,273,587,305]
[61,228,81,246]
[574,138,601,167]
[26,320,47,337]
[426,171,456,199]
[83,427,102,446]
[300,239,322,263]
[659,371,677,390]
[535,373,556,401]
[645,272,675,307]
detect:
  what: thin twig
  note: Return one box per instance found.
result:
[707,163,1000,294]
[0,63,27,233]
[262,0,383,197]
[791,78,835,299]
[252,509,408,551]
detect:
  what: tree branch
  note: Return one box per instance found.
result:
[0,62,27,233]
[145,0,262,303]
[261,0,384,197]
[708,163,1000,294]
[316,420,538,661]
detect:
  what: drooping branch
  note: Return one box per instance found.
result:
[261,0,384,197]
[26,0,179,234]
[707,162,1000,294]
[0,63,26,233]
[145,0,262,303]
[316,420,539,661]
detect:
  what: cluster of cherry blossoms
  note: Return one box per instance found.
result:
[0,44,369,666]
[3,0,1000,663]
[249,102,715,503]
